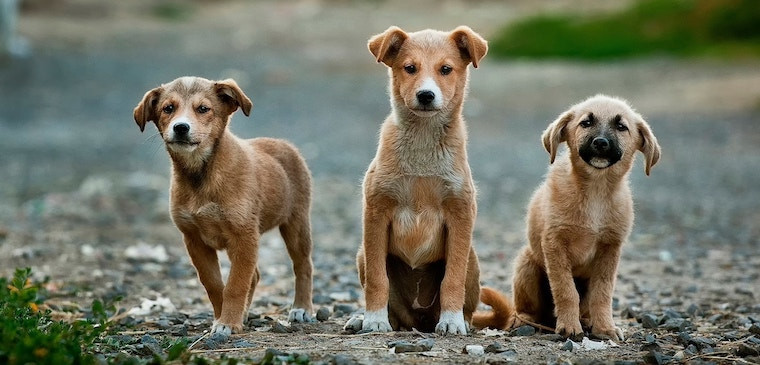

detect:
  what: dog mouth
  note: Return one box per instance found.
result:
[167,140,201,148]
[409,107,441,117]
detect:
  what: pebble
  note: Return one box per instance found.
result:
[333,303,357,317]
[463,344,484,356]
[750,324,760,335]
[643,351,668,365]
[509,325,536,336]
[232,339,255,348]
[641,313,659,329]
[169,324,188,336]
[686,303,702,317]
[203,332,229,350]
[390,338,434,353]
[748,336,760,345]
[139,335,162,356]
[662,318,689,332]
[688,336,716,350]
[271,321,294,333]
[561,340,575,352]
[316,307,331,322]
[736,344,760,357]
[313,294,333,304]
[484,342,510,353]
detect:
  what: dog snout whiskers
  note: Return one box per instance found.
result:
[416,90,435,106]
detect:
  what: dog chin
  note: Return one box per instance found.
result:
[587,157,614,169]
[167,141,200,153]
[409,109,440,118]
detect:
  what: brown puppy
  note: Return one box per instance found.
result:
[133,77,314,336]
[494,95,661,340]
[346,26,487,335]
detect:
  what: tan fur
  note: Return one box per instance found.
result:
[508,95,661,340]
[133,77,314,334]
[355,26,488,335]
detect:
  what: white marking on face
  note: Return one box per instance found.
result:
[418,77,442,109]
[166,114,192,142]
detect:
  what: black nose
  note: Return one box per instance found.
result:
[592,137,610,151]
[173,122,190,135]
[416,90,435,106]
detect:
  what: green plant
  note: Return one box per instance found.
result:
[490,0,760,60]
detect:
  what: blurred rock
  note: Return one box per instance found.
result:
[316,307,331,322]
[463,344,484,356]
[509,325,536,336]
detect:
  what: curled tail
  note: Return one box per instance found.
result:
[471,286,513,330]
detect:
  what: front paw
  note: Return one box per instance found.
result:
[592,325,624,341]
[361,308,392,332]
[210,320,242,338]
[288,308,314,323]
[435,311,468,335]
[555,317,583,339]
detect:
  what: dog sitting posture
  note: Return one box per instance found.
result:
[133,77,314,336]
[482,95,661,340]
[346,26,489,335]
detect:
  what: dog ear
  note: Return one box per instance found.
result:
[133,87,162,132]
[215,79,253,117]
[636,117,661,176]
[542,111,574,164]
[450,26,488,68]
[368,26,408,66]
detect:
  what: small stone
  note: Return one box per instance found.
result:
[561,339,575,351]
[316,307,331,322]
[643,351,667,365]
[140,335,161,355]
[333,303,357,317]
[686,303,702,317]
[509,325,536,336]
[271,321,293,333]
[736,344,760,357]
[391,338,434,353]
[156,319,171,329]
[640,342,661,352]
[644,334,656,344]
[232,339,255,348]
[676,332,691,346]
[750,324,760,335]
[641,313,659,329]
[463,345,484,356]
[748,336,760,345]
[313,294,333,305]
[662,318,690,332]
[661,308,683,320]
[485,342,509,353]
[689,336,716,350]
[169,324,188,336]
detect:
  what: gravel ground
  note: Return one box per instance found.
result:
[1,1,759,363]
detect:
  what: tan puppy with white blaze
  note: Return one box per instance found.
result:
[348,26,488,335]
[488,95,661,340]
[133,77,314,337]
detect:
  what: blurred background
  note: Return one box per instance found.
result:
[0,0,758,311]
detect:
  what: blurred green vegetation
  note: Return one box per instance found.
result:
[490,0,760,60]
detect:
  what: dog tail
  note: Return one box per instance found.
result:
[471,286,513,330]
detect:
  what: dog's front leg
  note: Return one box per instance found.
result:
[360,198,393,332]
[437,198,475,335]
[543,231,583,338]
[213,230,258,336]
[184,233,224,320]
[588,242,624,341]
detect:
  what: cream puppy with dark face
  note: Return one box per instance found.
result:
[504,95,661,340]
[348,26,488,335]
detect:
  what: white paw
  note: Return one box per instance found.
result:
[210,322,232,338]
[435,310,468,335]
[288,308,314,323]
[361,308,392,332]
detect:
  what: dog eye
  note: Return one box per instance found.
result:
[616,123,628,131]
[162,105,174,114]
[580,119,593,128]
[197,105,210,114]
[404,64,417,74]
[440,65,453,75]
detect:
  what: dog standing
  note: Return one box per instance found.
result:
[481,95,661,340]
[133,77,314,336]
[347,26,488,335]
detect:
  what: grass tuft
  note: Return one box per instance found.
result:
[490,0,760,60]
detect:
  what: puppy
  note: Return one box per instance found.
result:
[495,95,661,340]
[347,26,487,335]
[133,77,314,336]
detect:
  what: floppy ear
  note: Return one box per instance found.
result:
[215,79,253,117]
[368,26,408,66]
[637,117,661,176]
[450,25,488,68]
[133,87,162,132]
[542,110,574,164]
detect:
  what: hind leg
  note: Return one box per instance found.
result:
[279,214,314,322]
[510,247,548,328]
[244,266,261,314]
